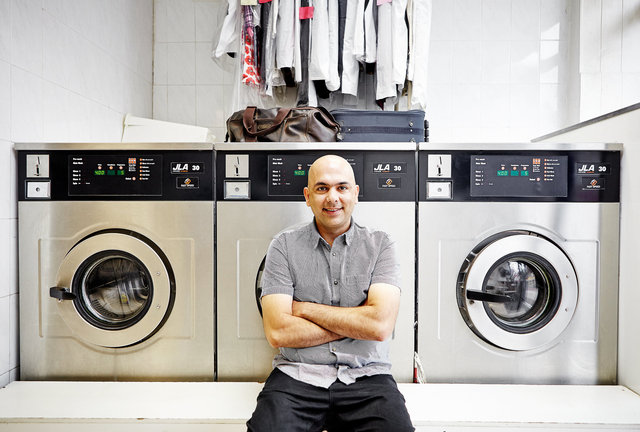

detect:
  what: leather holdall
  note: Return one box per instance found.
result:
[226,106,340,142]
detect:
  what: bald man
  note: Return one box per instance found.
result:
[246,155,414,432]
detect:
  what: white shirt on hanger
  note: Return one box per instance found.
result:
[214,0,241,58]
[341,0,359,96]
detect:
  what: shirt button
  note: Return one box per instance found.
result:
[333,279,338,285]
[331,347,337,352]
[332,252,336,257]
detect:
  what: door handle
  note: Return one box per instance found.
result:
[466,290,512,303]
[49,287,77,301]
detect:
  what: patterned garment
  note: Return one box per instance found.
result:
[242,5,261,86]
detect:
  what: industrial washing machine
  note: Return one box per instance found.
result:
[417,143,621,384]
[216,143,416,383]
[17,143,215,381]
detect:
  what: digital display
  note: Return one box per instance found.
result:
[470,155,568,197]
[69,154,163,196]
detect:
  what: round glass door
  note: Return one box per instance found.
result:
[54,232,173,348]
[458,232,578,351]
[74,251,152,330]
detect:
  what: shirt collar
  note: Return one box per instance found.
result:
[307,218,356,248]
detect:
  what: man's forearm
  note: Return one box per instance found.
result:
[264,311,343,348]
[292,301,392,342]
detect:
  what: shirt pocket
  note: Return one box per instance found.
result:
[341,274,371,307]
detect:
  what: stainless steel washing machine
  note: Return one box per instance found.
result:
[215,143,416,383]
[17,143,215,381]
[417,143,621,384]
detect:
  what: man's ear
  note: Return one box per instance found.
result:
[303,187,311,207]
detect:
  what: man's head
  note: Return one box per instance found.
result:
[304,155,359,243]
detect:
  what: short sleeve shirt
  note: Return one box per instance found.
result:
[260,219,401,388]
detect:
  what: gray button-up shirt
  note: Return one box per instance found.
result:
[260,219,401,388]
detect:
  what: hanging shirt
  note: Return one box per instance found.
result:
[309,0,331,83]
[391,0,409,87]
[363,0,377,64]
[407,0,432,110]
[214,0,241,58]
[376,2,395,100]
[325,0,341,91]
[341,0,359,96]
[276,0,295,69]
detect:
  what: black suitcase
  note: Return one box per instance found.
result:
[330,109,428,142]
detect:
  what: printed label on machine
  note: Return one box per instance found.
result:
[581,177,605,191]
[378,177,401,189]
[177,176,199,189]
[372,162,407,174]
[576,162,610,175]
[171,162,205,174]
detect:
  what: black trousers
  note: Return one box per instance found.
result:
[246,368,415,432]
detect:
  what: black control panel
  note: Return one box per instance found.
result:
[418,150,620,202]
[216,150,416,202]
[18,150,213,201]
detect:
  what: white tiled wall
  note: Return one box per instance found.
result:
[580,0,640,120]
[0,0,153,387]
[153,0,232,142]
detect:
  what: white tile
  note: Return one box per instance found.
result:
[579,73,602,120]
[539,83,566,134]
[452,84,484,128]
[601,0,622,73]
[10,66,43,142]
[42,11,71,88]
[11,0,43,74]
[42,81,70,142]
[540,0,568,40]
[510,40,540,84]
[511,0,541,41]
[195,1,219,42]
[430,0,453,41]
[482,0,511,41]
[580,0,602,74]
[427,41,453,84]
[0,372,8,388]
[196,42,226,85]
[168,42,196,85]
[196,85,225,128]
[66,92,93,142]
[452,41,482,84]
[425,83,453,129]
[0,60,10,141]
[0,294,10,375]
[509,84,540,129]
[0,0,10,62]
[622,0,640,72]
[482,42,510,84]
[123,71,152,118]
[622,73,640,107]
[540,40,560,84]
[451,0,482,41]
[89,103,124,142]
[154,43,168,85]
[9,293,18,369]
[601,72,623,114]
[480,84,510,128]
[167,0,195,42]
[153,85,168,121]
[154,0,168,43]
[167,85,196,125]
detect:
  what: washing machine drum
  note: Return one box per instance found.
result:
[50,232,175,348]
[457,232,578,351]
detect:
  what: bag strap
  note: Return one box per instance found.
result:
[242,107,292,142]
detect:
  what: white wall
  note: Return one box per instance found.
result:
[153,0,232,143]
[0,0,153,387]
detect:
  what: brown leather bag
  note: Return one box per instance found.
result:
[226,106,340,142]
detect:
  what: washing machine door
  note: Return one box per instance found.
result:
[458,232,578,351]
[50,232,174,348]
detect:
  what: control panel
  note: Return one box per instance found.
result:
[419,150,620,202]
[18,150,213,201]
[216,150,416,202]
